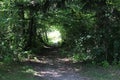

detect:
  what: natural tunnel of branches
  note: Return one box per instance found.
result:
[0,0,120,64]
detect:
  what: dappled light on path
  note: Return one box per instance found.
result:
[26,55,91,80]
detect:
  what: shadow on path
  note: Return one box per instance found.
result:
[24,51,91,80]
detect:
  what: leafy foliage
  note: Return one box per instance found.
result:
[0,0,120,64]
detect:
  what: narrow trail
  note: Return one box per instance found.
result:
[26,50,91,80]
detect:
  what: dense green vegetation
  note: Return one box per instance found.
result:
[0,0,120,66]
[0,63,37,80]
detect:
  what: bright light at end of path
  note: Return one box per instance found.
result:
[47,30,62,44]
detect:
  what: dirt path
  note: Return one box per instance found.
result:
[26,52,90,80]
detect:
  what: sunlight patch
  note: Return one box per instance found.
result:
[47,30,62,44]
[34,70,62,77]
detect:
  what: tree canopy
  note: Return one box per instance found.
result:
[0,0,120,64]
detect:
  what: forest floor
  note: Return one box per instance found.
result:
[0,50,120,80]
[27,53,90,80]
[24,49,120,80]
